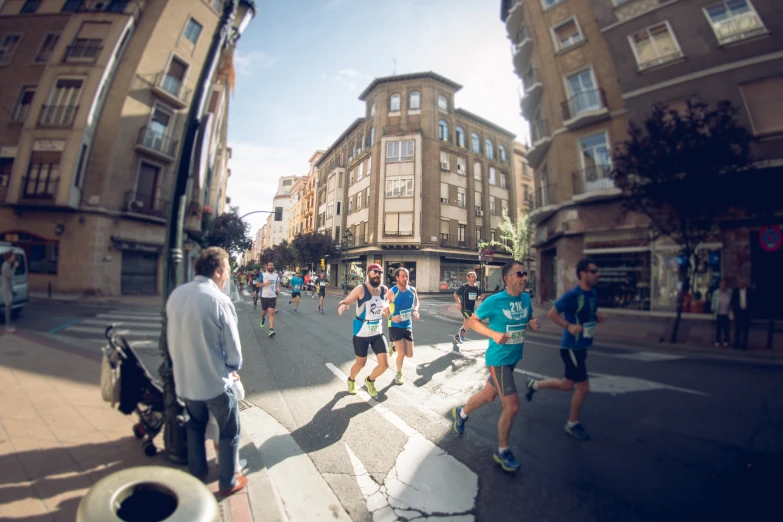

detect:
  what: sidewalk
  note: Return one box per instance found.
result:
[432,302,782,361]
[28,291,160,308]
[0,331,283,521]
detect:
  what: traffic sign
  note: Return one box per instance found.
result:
[759,225,782,252]
[479,255,493,262]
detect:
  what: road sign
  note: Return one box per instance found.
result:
[759,225,782,252]
[479,255,493,262]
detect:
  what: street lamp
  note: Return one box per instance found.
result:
[158,0,257,464]
[342,228,353,295]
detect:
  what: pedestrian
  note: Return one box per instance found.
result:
[317,271,329,313]
[451,261,539,472]
[258,262,280,337]
[453,271,482,344]
[524,258,607,441]
[383,267,420,385]
[205,372,244,468]
[711,279,732,347]
[166,247,245,496]
[289,271,304,312]
[2,251,18,334]
[732,279,751,350]
[337,263,389,398]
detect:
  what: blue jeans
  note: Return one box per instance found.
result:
[183,389,240,491]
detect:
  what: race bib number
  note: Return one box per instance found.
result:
[468,292,477,301]
[506,324,526,345]
[293,285,301,291]
[399,309,412,321]
[367,320,380,334]
[320,281,327,288]
[583,321,597,339]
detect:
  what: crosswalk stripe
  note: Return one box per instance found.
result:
[63,325,161,338]
[80,319,162,328]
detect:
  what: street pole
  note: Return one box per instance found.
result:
[158,0,256,463]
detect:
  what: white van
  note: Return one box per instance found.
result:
[0,243,28,320]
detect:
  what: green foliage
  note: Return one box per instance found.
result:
[258,240,296,270]
[477,209,534,263]
[290,232,337,269]
[203,206,252,256]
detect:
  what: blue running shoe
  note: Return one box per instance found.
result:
[525,378,537,402]
[565,423,590,441]
[452,406,467,435]
[493,449,520,472]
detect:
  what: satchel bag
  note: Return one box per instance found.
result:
[100,350,121,407]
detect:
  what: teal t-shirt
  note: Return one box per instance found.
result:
[290,277,303,292]
[475,290,533,366]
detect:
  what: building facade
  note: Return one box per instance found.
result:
[316,72,518,293]
[0,0,238,295]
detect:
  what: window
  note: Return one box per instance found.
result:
[438,95,448,111]
[409,91,420,110]
[367,156,371,176]
[143,106,173,150]
[566,69,600,115]
[541,0,564,8]
[386,140,414,162]
[62,0,83,11]
[476,227,482,241]
[471,133,481,153]
[1,158,13,188]
[0,34,22,66]
[439,120,449,141]
[498,145,507,163]
[358,161,364,181]
[485,139,494,160]
[489,167,497,185]
[66,38,102,61]
[349,169,354,185]
[370,102,375,116]
[0,232,57,274]
[491,230,497,242]
[457,156,466,175]
[385,213,414,236]
[553,18,584,52]
[457,189,466,208]
[283,179,293,186]
[475,192,483,211]
[184,18,203,44]
[336,202,341,215]
[41,79,83,126]
[11,86,35,122]
[212,0,224,10]
[390,93,401,112]
[134,161,160,209]
[370,126,375,146]
[578,132,613,192]
[740,76,783,136]
[366,187,370,207]
[458,225,466,244]
[34,33,60,63]
[440,182,449,203]
[490,196,496,215]
[356,192,361,211]
[474,161,481,181]
[24,152,61,200]
[456,127,465,148]
[630,22,683,70]
[501,199,508,216]
[327,202,334,218]
[386,177,414,198]
[20,0,41,13]
[500,172,507,189]
[106,0,130,13]
[162,56,188,98]
[704,0,766,45]
[440,151,450,170]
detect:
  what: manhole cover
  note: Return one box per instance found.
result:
[238,400,252,411]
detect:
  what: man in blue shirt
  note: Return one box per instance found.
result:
[383,267,419,386]
[451,261,539,473]
[525,258,607,441]
[289,271,304,312]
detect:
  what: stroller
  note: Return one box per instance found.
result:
[101,324,186,457]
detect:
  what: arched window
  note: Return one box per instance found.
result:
[409,91,420,110]
[370,126,375,146]
[438,95,448,111]
[498,144,506,163]
[390,94,401,112]
[471,133,480,153]
[485,139,494,160]
[370,102,375,117]
[455,127,465,148]
[439,119,449,141]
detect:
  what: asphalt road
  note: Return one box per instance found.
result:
[19,293,783,522]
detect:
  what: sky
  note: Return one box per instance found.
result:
[226,0,529,237]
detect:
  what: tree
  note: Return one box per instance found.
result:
[612,100,754,343]
[202,206,252,256]
[477,209,534,263]
[258,240,296,270]
[290,232,337,270]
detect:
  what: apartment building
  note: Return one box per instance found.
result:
[287,149,322,242]
[502,0,782,317]
[267,175,296,246]
[316,72,518,293]
[0,0,238,295]
[287,175,306,241]
[513,141,534,213]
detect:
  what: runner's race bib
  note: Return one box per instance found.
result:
[506,324,526,345]
[320,281,327,288]
[583,321,597,339]
[468,292,477,301]
[367,320,380,334]
[399,309,412,321]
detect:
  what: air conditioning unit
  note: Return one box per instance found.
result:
[440,197,448,203]
[129,200,145,212]
[441,161,449,170]
[476,209,484,216]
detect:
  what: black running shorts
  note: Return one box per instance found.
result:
[353,335,388,357]
[292,291,301,299]
[260,297,277,311]
[560,348,588,383]
[487,364,517,396]
[461,309,474,319]
[389,328,413,342]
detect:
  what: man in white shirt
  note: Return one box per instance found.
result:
[167,247,244,496]
[257,262,280,337]
[732,279,751,351]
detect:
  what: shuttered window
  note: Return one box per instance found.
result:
[741,76,783,136]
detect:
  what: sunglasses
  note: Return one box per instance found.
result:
[588,269,600,274]
[369,270,382,275]
[514,271,528,278]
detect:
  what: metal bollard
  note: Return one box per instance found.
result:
[77,466,219,522]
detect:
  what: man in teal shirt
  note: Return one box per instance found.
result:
[288,272,304,312]
[451,261,539,473]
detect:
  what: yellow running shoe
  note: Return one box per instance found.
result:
[365,377,378,398]
[347,379,356,395]
[393,372,404,385]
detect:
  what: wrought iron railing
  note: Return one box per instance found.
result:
[572,165,614,195]
[124,189,169,217]
[38,105,78,127]
[561,88,607,121]
[137,126,179,157]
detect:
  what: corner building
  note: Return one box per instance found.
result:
[316,72,518,293]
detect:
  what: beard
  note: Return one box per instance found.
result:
[369,277,381,288]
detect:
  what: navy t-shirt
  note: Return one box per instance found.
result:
[555,285,598,349]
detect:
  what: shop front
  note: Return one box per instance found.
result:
[439,258,480,293]
[344,256,368,289]
[385,260,416,287]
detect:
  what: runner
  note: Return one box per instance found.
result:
[238,272,246,291]
[304,273,311,296]
[337,264,389,398]
[451,261,539,472]
[310,273,319,298]
[383,268,419,386]
[524,258,606,441]
[289,271,304,312]
[453,271,482,343]
[257,262,280,337]
[251,269,260,308]
[317,271,328,313]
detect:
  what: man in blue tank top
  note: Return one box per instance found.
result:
[337,263,388,398]
[383,267,419,386]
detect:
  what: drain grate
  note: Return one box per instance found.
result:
[238,400,252,411]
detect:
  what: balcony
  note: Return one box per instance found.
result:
[637,50,685,72]
[711,11,767,46]
[151,72,192,109]
[504,0,525,38]
[38,105,78,127]
[571,165,618,199]
[527,119,552,168]
[64,39,102,63]
[439,234,473,249]
[520,69,543,118]
[535,183,557,209]
[124,190,168,218]
[21,176,59,201]
[561,88,609,130]
[512,25,533,72]
[136,126,179,162]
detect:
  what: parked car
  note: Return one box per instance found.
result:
[280,271,295,288]
[0,242,29,320]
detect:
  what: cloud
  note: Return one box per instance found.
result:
[233,50,277,76]
[325,68,367,91]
